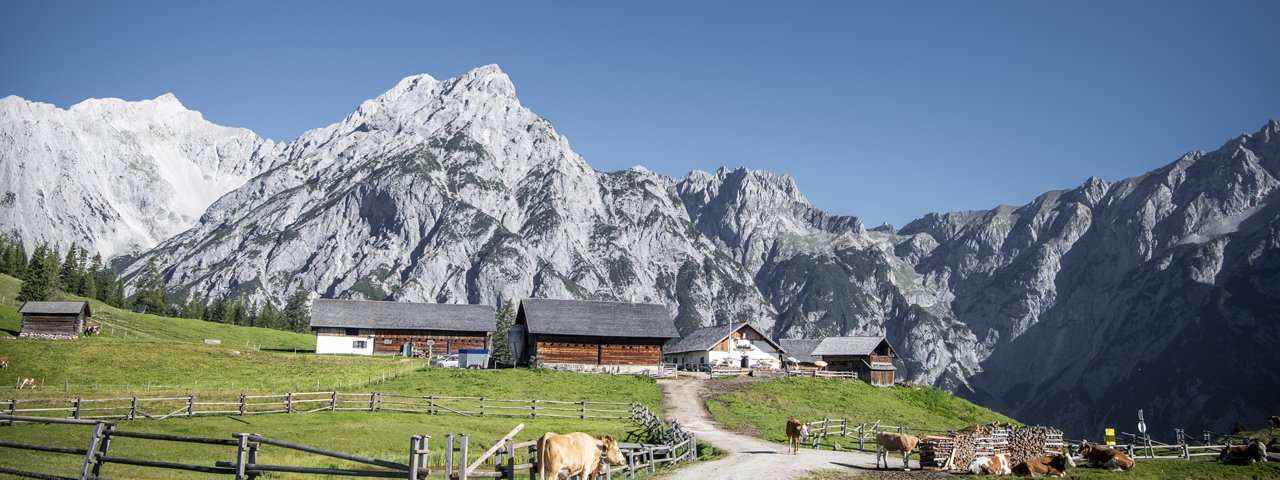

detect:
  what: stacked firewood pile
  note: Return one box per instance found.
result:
[917,423,1063,471]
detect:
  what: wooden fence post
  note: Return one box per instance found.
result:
[73,398,82,419]
[247,436,261,480]
[80,422,106,479]
[459,434,469,480]
[239,394,246,415]
[331,391,337,411]
[91,424,114,478]
[286,392,294,414]
[444,433,454,479]
[505,440,515,480]
[859,424,865,450]
[580,401,587,420]
[369,393,377,412]
[409,436,421,480]
[235,434,250,480]
[129,397,138,420]
[188,395,195,417]
[480,396,485,417]
[532,399,538,418]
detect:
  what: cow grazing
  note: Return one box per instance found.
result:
[785,418,809,455]
[1078,441,1135,471]
[969,453,1012,475]
[875,432,920,470]
[1219,440,1268,465]
[0,357,8,369]
[1012,453,1075,477]
[83,325,101,336]
[16,377,35,389]
[538,432,626,480]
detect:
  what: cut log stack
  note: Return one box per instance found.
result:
[917,422,1063,471]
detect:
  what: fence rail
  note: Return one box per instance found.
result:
[2,392,634,423]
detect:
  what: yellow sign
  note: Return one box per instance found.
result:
[1104,428,1116,446]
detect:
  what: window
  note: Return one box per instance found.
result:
[383,338,393,345]
[345,328,359,336]
[353,340,367,349]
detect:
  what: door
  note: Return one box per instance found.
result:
[740,355,749,368]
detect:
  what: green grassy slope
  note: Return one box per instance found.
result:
[706,377,1017,445]
[803,455,1280,480]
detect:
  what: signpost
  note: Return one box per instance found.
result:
[426,339,435,358]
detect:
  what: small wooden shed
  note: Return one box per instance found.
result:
[810,336,899,386]
[19,301,91,340]
[777,338,823,368]
[310,299,495,356]
[514,299,679,368]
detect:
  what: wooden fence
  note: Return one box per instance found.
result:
[0,414,431,480]
[802,418,949,451]
[1,392,634,422]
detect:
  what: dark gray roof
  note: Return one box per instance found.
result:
[20,301,91,316]
[778,339,823,363]
[665,323,784,354]
[811,336,896,357]
[519,299,679,339]
[310,299,495,332]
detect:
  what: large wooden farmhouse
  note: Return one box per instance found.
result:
[810,336,899,386]
[513,299,679,369]
[310,299,495,356]
[19,301,91,340]
[663,323,786,370]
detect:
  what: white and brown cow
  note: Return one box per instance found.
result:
[1219,440,1268,465]
[538,432,626,480]
[875,432,920,470]
[785,418,809,455]
[1078,441,1135,471]
[0,357,8,369]
[1012,453,1075,477]
[16,377,35,389]
[969,453,1012,475]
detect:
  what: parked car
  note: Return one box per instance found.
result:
[432,354,460,368]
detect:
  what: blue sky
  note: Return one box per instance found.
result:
[4,1,1278,227]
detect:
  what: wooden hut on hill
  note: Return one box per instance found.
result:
[810,336,899,386]
[663,323,786,370]
[513,299,679,370]
[19,301,91,340]
[310,299,495,356]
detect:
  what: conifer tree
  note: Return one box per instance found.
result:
[17,244,56,302]
[259,300,283,330]
[283,282,311,332]
[6,238,26,277]
[180,295,206,319]
[135,257,170,315]
[59,244,82,293]
[230,299,248,326]
[207,298,228,323]
[492,300,516,366]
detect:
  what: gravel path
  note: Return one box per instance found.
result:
[657,377,915,479]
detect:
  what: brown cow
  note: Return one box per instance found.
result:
[0,357,8,369]
[875,432,920,470]
[1078,441,1135,471]
[785,418,809,455]
[1012,453,1075,477]
[538,432,626,480]
[1219,440,1268,465]
[16,377,35,389]
[968,453,1012,475]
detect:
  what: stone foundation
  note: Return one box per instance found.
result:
[19,332,79,340]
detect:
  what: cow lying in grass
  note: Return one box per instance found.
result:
[969,453,1012,475]
[0,357,7,369]
[16,377,35,389]
[875,432,919,470]
[538,432,626,480]
[1011,453,1075,477]
[785,418,809,455]
[1078,441,1135,471]
[1219,440,1268,465]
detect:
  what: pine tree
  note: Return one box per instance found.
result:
[82,271,97,300]
[246,300,260,328]
[259,300,283,330]
[283,282,311,332]
[492,300,516,366]
[180,295,206,319]
[17,244,56,302]
[207,298,228,323]
[135,258,170,315]
[230,299,248,326]
[59,244,82,294]
[5,238,26,277]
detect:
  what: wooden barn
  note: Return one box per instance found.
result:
[19,301,91,340]
[513,299,679,369]
[310,299,495,356]
[810,336,899,386]
[663,323,786,370]
[777,338,823,368]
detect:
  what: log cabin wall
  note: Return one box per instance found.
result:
[534,335,665,366]
[370,330,489,355]
[21,313,83,337]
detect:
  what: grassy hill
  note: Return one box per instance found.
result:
[706,377,1017,446]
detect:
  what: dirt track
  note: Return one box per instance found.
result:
[657,377,917,479]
